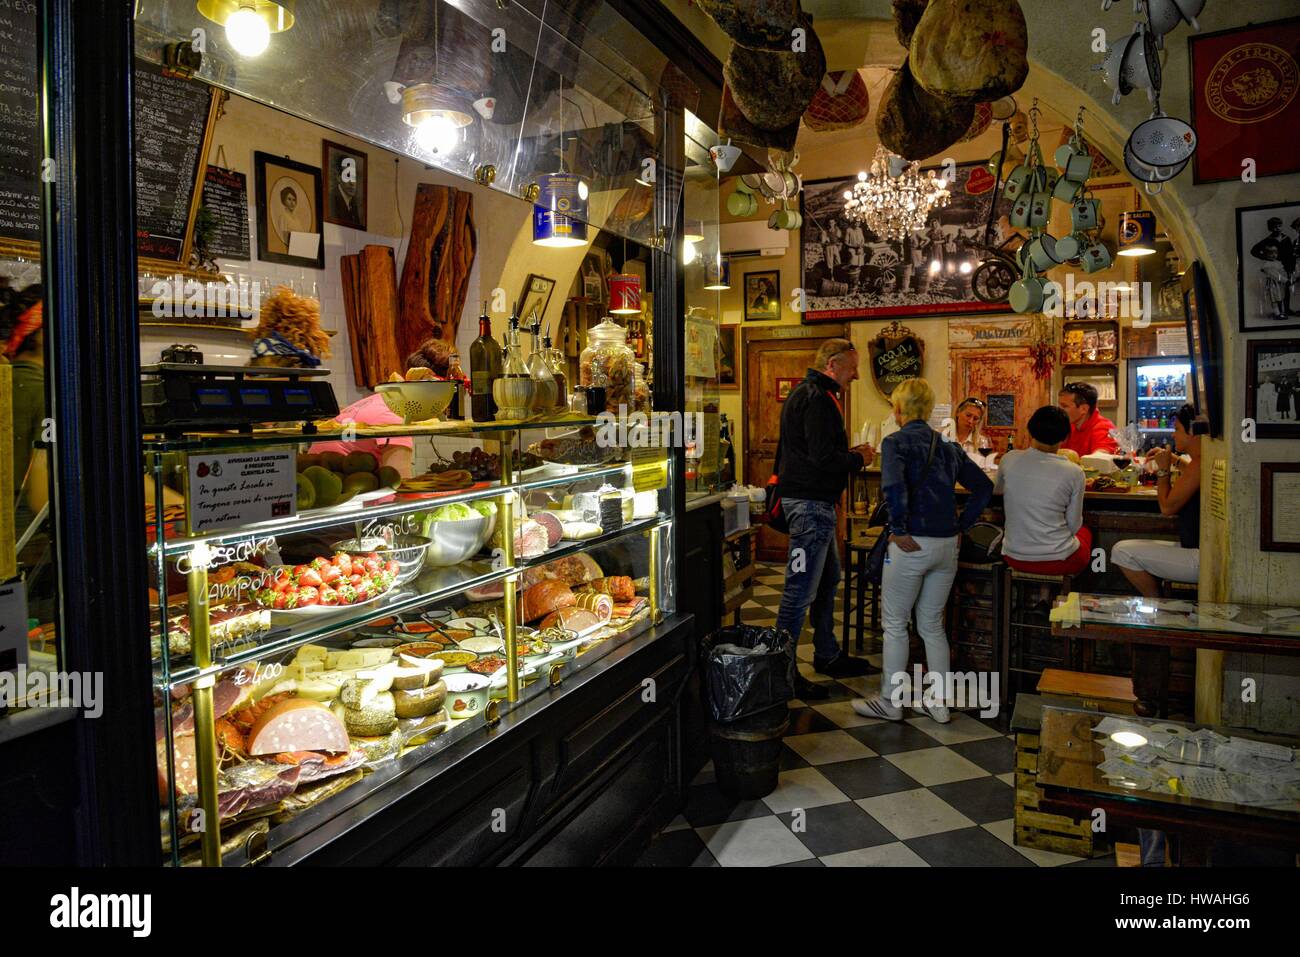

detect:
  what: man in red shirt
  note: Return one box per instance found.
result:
[1058,382,1120,456]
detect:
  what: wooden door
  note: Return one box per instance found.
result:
[950,348,1050,452]
[744,326,849,562]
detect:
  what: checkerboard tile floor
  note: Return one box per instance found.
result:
[636,562,1116,868]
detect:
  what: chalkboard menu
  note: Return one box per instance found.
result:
[0,0,41,250]
[986,393,1015,428]
[870,335,924,397]
[134,60,216,262]
[201,166,250,261]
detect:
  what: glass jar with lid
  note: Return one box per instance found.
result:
[579,318,636,414]
[632,361,650,414]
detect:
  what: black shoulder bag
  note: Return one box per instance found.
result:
[864,430,938,585]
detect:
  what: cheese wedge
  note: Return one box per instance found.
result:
[325,648,394,671]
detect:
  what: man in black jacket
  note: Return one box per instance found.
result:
[774,338,875,698]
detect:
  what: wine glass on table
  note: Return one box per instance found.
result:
[977,437,995,471]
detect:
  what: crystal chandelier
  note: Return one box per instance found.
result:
[842,147,952,242]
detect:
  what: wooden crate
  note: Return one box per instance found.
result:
[1014,728,1105,858]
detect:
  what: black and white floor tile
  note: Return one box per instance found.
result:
[636,562,1117,868]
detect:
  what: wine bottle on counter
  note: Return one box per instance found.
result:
[469,303,502,422]
[446,351,466,420]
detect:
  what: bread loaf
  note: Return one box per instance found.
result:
[520,580,576,623]
[910,0,1028,103]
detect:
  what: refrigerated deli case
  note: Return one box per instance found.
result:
[149,421,686,866]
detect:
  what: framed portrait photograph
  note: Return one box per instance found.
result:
[254,151,324,269]
[799,161,1011,322]
[776,377,800,402]
[1183,260,1224,437]
[1261,463,1300,552]
[743,270,781,321]
[717,324,738,390]
[322,140,368,231]
[516,274,556,326]
[1189,16,1300,184]
[1236,201,1300,332]
[1133,234,1186,322]
[580,252,606,302]
[1245,339,1300,438]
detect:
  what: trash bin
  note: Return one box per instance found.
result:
[703,625,796,800]
[709,704,790,799]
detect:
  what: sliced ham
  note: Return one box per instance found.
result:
[532,512,563,548]
[539,607,600,633]
[217,762,302,818]
[245,699,349,756]
[611,597,648,619]
[570,591,613,622]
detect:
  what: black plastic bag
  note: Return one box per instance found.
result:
[704,625,796,723]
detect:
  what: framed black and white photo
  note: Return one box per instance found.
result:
[1246,339,1300,438]
[322,140,368,231]
[799,161,1011,322]
[743,269,780,321]
[580,251,606,302]
[1261,463,1300,552]
[1236,201,1300,332]
[254,151,324,269]
[516,273,556,327]
[1183,260,1224,437]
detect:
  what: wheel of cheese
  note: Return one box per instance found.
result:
[246,698,350,756]
[342,694,398,736]
[393,680,448,719]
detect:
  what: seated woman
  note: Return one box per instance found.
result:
[996,406,1091,576]
[1111,403,1201,597]
[949,396,995,469]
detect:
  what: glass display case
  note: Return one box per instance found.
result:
[147,414,674,866]
[682,110,724,495]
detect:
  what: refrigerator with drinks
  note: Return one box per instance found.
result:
[1128,359,1192,451]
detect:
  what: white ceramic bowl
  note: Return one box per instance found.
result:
[443,673,490,719]
[376,381,456,423]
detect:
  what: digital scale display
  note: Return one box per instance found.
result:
[283,388,313,406]
[239,387,272,407]
[195,387,233,407]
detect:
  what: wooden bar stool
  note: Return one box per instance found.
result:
[1006,568,1074,699]
[842,526,882,656]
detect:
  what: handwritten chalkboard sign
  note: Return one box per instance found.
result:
[133,60,218,264]
[869,334,924,397]
[201,166,250,261]
[986,393,1015,428]
[0,0,41,254]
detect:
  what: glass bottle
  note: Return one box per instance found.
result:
[579,318,636,414]
[543,334,568,411]
[526,319,557,414]
[469,303,502,422]
[492,313,535,420]
[445,351,466,420]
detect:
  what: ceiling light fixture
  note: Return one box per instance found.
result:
[842,146,951,243]
[197,0,295,58]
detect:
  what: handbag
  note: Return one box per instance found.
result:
[763,435,790,534]
[864,430,939,585]
[959,522,1005,563]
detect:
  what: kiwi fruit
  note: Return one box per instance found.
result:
[319,451,347,473]
[297,453,320,473]
[343,451,378,474]
[343,472,379,494]
[296,473,316,509]
[377,466,402,489]
[304,465,342,507]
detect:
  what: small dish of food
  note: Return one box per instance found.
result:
[443,673,490,719]
[429,649,478,673]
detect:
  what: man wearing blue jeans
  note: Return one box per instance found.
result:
[774,339,875,699]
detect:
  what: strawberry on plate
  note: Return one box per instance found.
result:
[353,579,373,601]
[292,564,313,581]
[349,573,364,586]
[296,586,320,607]
[309,557,332,571]
[331,553,353,574]
[296,568,323,588]
[335,584,357,605]
[384,559,400,577]
[254,588,277,608]
[318,564,342,585]
[318,586,339,606]
[361,555,383,574]
[272,570,296,593]
[273,590,298,610]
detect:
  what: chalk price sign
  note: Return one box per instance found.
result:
[870,336,923,397]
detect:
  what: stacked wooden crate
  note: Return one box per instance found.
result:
[1011,693,1102,858]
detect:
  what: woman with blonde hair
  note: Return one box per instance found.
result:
[853,377,993,723]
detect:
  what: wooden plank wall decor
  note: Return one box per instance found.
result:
[340,244,403,388]
[398,183,477,360]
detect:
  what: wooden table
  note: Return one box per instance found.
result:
[1034,706,1300,865]
[1052,594,1300,715]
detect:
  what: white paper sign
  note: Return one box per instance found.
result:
[287,231,321,259]
[186,448,297,534]
[0,579,28,675]
[1157,327,1188,356]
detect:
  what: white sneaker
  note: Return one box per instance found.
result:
[853,697,903,721]
[923,703,951,724]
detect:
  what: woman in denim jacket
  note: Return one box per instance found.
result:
[853,378,993,724]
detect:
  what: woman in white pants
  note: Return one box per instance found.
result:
[853,379,993,723]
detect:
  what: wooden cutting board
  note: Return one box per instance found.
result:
[397,183,476,362]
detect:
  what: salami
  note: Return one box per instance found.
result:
[582,576,635,603]
[157,734,198,803]
[246,699,349,756]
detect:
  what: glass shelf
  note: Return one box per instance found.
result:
[152,461,635,557]
[155,560,508,689]
[518,515,668,568]
[142,413,604,454]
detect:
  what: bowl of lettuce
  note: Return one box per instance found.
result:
[417,500,496,566]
